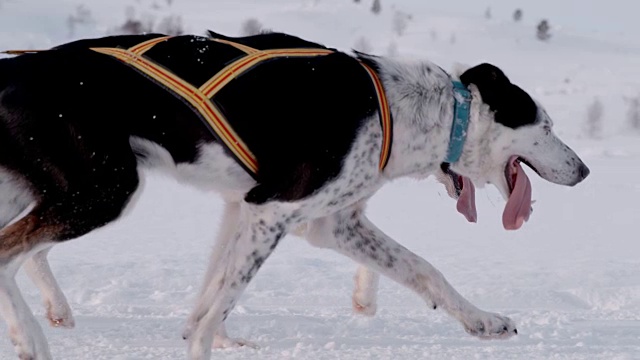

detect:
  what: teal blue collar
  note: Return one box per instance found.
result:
[444,81,472,164]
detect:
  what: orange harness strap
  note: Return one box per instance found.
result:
[5,35,392,176]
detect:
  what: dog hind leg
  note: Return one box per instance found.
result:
[0,154,139,359]
[0,209,68,360]
[1,183,140,359]
[23,248,75,329]
[0,256,53,360]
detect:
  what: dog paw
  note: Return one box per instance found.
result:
[9,327,34,360]
[352,268,379,317]
[182,325,194,341]
[352,294,377,316]
[213,335,258,349]
[17,351,36,360]
[45,300,75,329]
[462,311,517,339]
[9,323,52,360]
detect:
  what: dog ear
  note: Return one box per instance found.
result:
[459,63,511,112]
[460,63,537,128]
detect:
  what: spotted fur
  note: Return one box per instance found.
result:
[0,31,589,360]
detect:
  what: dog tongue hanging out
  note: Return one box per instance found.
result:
[449,158,532,230]
[437,63,589,231]
[456,177,478,223]
[439,168,531,231]
[437,166,478,224]
[502,157,532,230]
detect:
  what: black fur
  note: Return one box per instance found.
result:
[202,31,381,204]
[214,51,378,204]
[206,30,336,51]
[459,63,537,129]
[0,32,383,243]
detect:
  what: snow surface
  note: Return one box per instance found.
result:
[1,0,640,359]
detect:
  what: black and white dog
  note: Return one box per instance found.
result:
[0,31,588,360]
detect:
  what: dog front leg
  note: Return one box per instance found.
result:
[300,222,380,317]
[352,266,379,316]
[185,202,290,360]
[307,205,517,339]
[196,202,241,298]
[185,201,257,349]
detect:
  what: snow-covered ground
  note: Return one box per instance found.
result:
[1,0,639,359]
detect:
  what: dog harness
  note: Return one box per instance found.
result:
[86,36,392,179]
[444,81,472,164]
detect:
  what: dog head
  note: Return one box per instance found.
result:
[447,63,589,230]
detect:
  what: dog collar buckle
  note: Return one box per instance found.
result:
[444,81,472,164]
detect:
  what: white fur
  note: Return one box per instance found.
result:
[375,58,455,179]
[451,97,585,200]
[305,202,517,337]
[130,137,255,202]
[352,265,379,316]
[187,201,256,348]
[0,245,53,360]
[0,168,35,229]
[183,117,385,357]
[178,57,586,359]
[7,54,589,360]
[0,172,55,358]
[23,248,75,329]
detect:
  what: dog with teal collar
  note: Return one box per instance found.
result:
[0,31,590,360]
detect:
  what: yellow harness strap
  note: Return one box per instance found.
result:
[7,36,392,176]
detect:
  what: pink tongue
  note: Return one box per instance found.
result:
[502,160,533,230]
[456,177,477,223]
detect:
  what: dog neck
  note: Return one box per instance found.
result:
[375,57,482,180]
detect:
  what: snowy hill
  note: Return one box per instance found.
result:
[1,0,639,359]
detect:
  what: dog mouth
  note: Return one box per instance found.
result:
[439,157,535,230]
[502,156,534,230]
[440,163,462,197]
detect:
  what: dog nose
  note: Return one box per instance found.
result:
[578,163,590,180]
